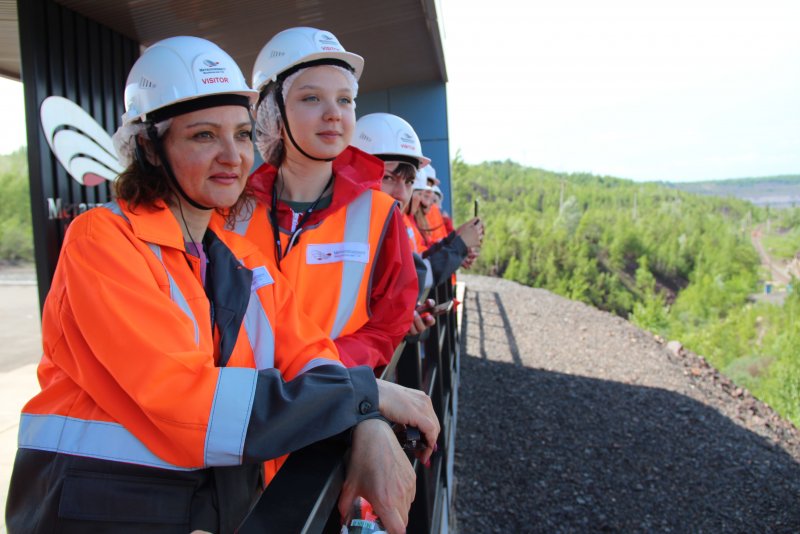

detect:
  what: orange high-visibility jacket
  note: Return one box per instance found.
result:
[16,201,378,470]
[424,203,450,246]
[425,204,457,285]
[8,200,383,532]
[234,152,400,344]
[403,212,424,254]
[232,189,396,340]
[233,148,418,370]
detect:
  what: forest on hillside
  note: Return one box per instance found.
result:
[1,150,798,426]
[451,158,799,427]
[0,149,33,263]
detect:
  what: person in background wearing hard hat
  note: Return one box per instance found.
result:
[231,27,418,373]
[427,175,480,269]
[352,113,483,334]
[431,183,454,233]
[410,164,483,272]
[412,164,447,247]
[5,36,438,534]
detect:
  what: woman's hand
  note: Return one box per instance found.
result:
[408,299,436,336]
[456,217,484,248]
[376,380,439,465]
[461,247,480,269]
[408,310,436,336]
[338,419,416,534]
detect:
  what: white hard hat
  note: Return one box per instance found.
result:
[353,113,430,169]
[122,36,257,125]
[252,27,364,93]
[425,164,440,186]
[431,184,443,198]
[413,168,432,191]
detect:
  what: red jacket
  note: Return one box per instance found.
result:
[245,147,417,370]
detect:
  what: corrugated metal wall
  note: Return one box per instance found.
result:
[18,0,138,307]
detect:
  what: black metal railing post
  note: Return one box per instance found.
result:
[239,278,461,533]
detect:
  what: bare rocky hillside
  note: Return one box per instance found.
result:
[454,274,800,533]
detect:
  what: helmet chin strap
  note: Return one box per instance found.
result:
[275,87,336,163]
[146,124,214,211]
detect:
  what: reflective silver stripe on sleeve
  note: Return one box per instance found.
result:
[231,198,256,236]
[17,413,197,471]
[103,201,200,345]
[296,357,344,376]
[204,367,258,466]
[243,290,275,370]
[329,190,372,339]
[147,243,200,346]
[407,225,418,253]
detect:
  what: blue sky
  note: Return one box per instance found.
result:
[2,0,799,183]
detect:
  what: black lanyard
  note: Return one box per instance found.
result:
[269,171,334,265]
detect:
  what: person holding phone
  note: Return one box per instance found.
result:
[352,113,483,333]
[410,167,482,270]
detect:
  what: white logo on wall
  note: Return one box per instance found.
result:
[40,96,123,186]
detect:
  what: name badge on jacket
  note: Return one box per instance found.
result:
[306,242,370,265]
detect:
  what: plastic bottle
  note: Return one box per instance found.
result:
[340,497,387,534]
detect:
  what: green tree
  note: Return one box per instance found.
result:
[0,149,33,262]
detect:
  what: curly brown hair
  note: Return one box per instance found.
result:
[114,162,254,226]
[114,162,171,208]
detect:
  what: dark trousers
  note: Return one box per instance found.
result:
[5,449,262,533]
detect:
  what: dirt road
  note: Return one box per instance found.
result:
[751,226,791,285]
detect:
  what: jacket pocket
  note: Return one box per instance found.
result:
[58,470,194,525]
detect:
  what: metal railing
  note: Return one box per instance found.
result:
[239,280,461,533]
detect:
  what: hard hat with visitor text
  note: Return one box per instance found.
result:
[122,36,257,125]
[353,113,431,169]
[252,27,364,93]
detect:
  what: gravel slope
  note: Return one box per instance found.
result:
[454,274,800,533]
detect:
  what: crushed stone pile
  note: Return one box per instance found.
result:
[454,274,800,533]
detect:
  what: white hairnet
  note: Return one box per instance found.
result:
[254,64,359,164]
[112,119,172,168]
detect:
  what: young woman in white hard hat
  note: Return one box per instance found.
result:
[232,27,418,371]
[5,36,438,534]
[430,183,455,232]
[410,164,446,247]
[352,113,483,310]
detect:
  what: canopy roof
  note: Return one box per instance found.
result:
[0,0,447,92]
